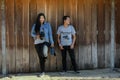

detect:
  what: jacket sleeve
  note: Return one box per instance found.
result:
[31,24,36,38]
[48,23,54,44]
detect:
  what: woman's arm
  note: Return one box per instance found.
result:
[31,24,37,38]
[48,23,54,46]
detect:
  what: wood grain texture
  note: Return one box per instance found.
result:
[97,0,105,68]
[6,0,15,73]
[0,0,116,73]
[115,0,120,68]
[0,0,2,73]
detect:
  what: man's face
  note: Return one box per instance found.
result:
[64,17,70,25]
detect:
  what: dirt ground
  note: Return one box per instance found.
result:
[1,69,120,80]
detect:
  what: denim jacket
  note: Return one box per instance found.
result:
[31,22,54,44]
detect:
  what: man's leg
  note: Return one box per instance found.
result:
[68,47,78,72]
[61,46,67,71]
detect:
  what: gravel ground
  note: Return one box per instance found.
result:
[0,69,120,80]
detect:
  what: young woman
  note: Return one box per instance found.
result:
[31,13,54,74]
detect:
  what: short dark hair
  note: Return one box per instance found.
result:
[63,16,70,23]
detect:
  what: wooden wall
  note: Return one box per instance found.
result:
[115,0,120,68]
[0,0,119,73]
[0,0,2,74]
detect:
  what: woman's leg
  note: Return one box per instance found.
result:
[35,44,46,72]
[43,45,48,58]
[40,56,46,72]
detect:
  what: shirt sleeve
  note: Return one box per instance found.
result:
[57,27,61,35]
[71,26,76,35]
[31,24,36,38]
[48,23,54,44]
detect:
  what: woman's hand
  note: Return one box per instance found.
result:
[59,45,64,50]
[35,35,40,39]
[51,44,54,47]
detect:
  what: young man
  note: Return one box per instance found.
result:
[57,16,79,73]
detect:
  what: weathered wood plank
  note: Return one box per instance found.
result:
[84,0,92,69]
[115,0,120,68]
[97,0,105,68]
[1,0,6,75]
[77,0,85,69]
[37,0,46,14]
[91,0,98,68]
[6,0,16,73]
[15,0,23,73]
[22,0,30,72]
[29,0,39,72]
[0,0,3,74]
[105,0,111,68]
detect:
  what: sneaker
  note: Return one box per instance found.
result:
[74,71,80,73]
[60,71,67,75]
[41,72,45,76]
[37,72,45,77]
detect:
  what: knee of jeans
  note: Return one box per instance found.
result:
[43,45,48,57]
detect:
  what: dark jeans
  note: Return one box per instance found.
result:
[61,46,77,71]
[35,43,46,72]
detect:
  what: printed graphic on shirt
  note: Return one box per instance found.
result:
[57,25,76,46]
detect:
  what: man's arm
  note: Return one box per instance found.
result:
[71,34,76,49]
[57,34,64,50]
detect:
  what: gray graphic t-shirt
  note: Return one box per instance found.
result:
[57,25,76,46]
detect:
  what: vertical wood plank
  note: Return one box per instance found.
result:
[0,0,3,74]
[6,0,15,73]
[1,0,6,75]
[84,0,92,69]
[110,0,115,69]
[37,0,46,14]
[91,0,98,68]
[29,0,39,72]
[22,0,30,72]
[97,0,105,68]
[15,0,23,73]
[105,0,111,68]
[115,0,120,68]
[77,0,85,69]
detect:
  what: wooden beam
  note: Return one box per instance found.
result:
[1,0,6,75]
[111,0,115,69]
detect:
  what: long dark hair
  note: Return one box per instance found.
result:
[35,13,46,33]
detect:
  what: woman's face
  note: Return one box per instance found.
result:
[40,16,45,24]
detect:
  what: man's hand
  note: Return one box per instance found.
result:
[70,44,74,49]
